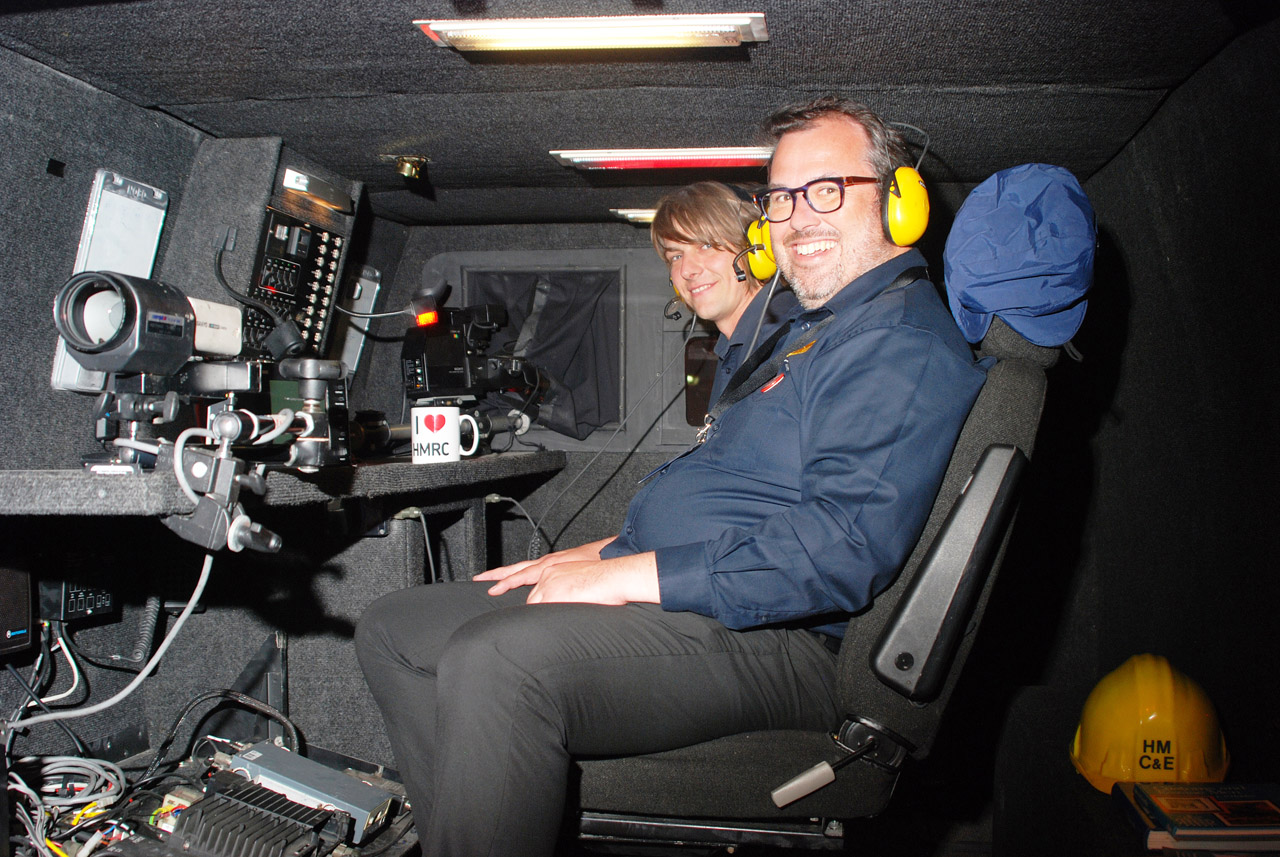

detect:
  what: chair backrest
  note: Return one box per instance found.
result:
[834,317,1059,760]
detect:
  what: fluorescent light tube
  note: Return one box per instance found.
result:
[416,14,768,51]
[282,168,351,212]
[610,209,658,224]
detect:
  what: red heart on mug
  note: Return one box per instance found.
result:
[422,414,446,432]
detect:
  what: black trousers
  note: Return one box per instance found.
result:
[354,582,840,857]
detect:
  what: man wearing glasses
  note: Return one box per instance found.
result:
[356,96,985,857]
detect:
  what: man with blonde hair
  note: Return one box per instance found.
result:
[651,181,796,405]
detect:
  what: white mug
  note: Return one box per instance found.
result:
[411,406,480,463]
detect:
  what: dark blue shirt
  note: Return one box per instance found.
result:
[708,284,800,408]
[601,250,986,637]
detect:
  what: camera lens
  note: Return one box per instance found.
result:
[52,271,195,374]
[79,286,127,345]
[54,273,134,353]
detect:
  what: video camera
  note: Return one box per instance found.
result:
[399,303,549,449]
[403,301,545,399]
[51,271,351,554]
[52,270,349,471]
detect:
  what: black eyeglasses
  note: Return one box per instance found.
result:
[753,176,879,222]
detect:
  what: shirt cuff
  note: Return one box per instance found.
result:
[654,542,713,614]
[598,536,627,559]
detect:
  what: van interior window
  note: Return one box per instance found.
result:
[464,268,622,440]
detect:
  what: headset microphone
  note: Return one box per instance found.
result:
[663,297,684,320]
[745,219,778,280]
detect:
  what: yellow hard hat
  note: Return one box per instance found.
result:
[1069,653,1229,794]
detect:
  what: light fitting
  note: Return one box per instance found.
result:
[281,168,351,212]
[610,209,658,224]
[551,147,773,170]
[378,154,430,180]
[415,14,768,52]
[396,157,427,179]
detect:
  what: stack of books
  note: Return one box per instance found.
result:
[1113,782,1280,853]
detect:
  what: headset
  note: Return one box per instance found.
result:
[743,218,777,280]
[883,123,931,246]
[746,123,932,249]
[883,164,929,247]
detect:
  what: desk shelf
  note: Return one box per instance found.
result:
[0,451,567,517]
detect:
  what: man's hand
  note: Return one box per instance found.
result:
[527,553,659,605]
[475,537,613,594]
[475,540,659,605]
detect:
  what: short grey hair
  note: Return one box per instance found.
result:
[763,96,912,188]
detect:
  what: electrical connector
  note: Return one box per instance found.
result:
[153,784,205,833]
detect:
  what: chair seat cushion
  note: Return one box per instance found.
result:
[575,729,899,819]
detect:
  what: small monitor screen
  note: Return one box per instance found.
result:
[0,567,33,656]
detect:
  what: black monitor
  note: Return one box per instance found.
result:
[1,567,34,657]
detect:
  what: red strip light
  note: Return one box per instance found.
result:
[550,147,773,170]
[416,310,439,327]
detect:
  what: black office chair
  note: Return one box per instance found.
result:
[574,317,1060,851]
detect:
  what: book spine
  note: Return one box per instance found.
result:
[1133,784,1280,838]
[1131,786,1167,829]
[1111,785,1159,850]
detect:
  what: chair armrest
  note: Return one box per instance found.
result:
[869,444,1027,702]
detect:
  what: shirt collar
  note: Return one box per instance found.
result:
[716,285,793,358]
[796,248,929,320]
[714,286,773,358]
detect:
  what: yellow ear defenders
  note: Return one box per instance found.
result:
[745,218,777,280]
[883,165,930,247]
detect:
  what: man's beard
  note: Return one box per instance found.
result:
[780,227,896,310]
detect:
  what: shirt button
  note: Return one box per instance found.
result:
[625,525,634,534]
[801,321,811,331]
